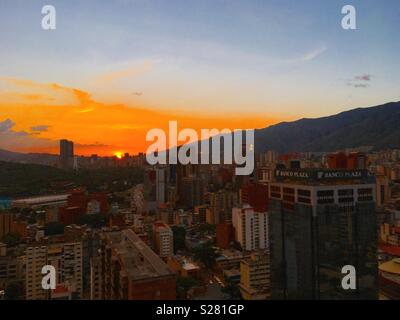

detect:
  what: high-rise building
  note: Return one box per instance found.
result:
[216,222,235,249]
[327,152,367,170]
[181,176,204,208]
[64,225,100,296]
[25,246,48,300]
[156,166,168,205]
[269,169,378,299]
[0,212,13,240]
[153,222,174,258]
[89,256,102,300]
[376,174,390,207]
[209,190,237,224]
[25,242,83,300]
[239,251,270,300]
[232,205,268,251]
[0,244,25,293]
[194,205,208,224]
[157,204,175,225]
[240,182,269,212]
[60,139,74,169]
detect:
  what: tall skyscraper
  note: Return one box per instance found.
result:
[268,169,378,300]
[209,190,237,224]
[155,166,168,206]
[60,139,74,169]
[181,176,204,208]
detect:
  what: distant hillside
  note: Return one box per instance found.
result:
[1,101,399,163]
[0,160,70,198]
[0,160,144,198]
[0,149,58,165]
[255,101,400,153]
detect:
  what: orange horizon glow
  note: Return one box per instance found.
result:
[0,77,290,156]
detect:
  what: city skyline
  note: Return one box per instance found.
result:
[1,0,400,304]
[0,0,399,156]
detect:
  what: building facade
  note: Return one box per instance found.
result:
[97,229,176,300]
[232,205,268,251]
[269,169,378,299]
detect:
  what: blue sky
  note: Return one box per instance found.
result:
[0,0,399,118]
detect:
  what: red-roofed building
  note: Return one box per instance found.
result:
[379,245,400,257]
[240,182,268,212]
[216,222,235,249]
[89,192,110,214]
[11,220,28,239]
[327,152,366,169]
[218,167,233,185]
[63,190,109,216]
[109,214,125,228]
[51,284,72,300]
[59,206,83,225]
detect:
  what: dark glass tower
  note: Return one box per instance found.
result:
[60,139,74,168]
[269,169,378,300]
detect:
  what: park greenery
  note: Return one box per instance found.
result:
[193,240,217,269]
[0,160,144,198]
[176,276,198,299]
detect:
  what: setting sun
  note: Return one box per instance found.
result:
[114,151,123,159]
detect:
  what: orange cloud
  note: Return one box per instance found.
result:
[95,60,154,85]
[0,78,281,156]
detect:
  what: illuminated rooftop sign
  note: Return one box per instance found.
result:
[274,169,370,181]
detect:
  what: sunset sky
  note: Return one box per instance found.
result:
[0,0,399,155]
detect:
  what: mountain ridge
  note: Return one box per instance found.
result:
[254,101,400,153]
[0,101,399,164]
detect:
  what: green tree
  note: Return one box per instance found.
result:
[193,241,217,269]
[4,280,23,300]
[77,213,107,228]
[222,278,242,300]
[232,240,242,251]
[198,223,216,235]
[44,222,65,236]
[1,232,21,246]
[27,214,36,224]
[176,276,198,299]
[171,225,186,253]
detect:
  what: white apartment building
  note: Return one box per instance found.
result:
[232,205,268,251]
[26,246,48,300]
[25,242,83,300]
[153,222,174,258]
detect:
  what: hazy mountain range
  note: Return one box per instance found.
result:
[0,101,399,165]
[0,148,57,165]
[254,101,400,153]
